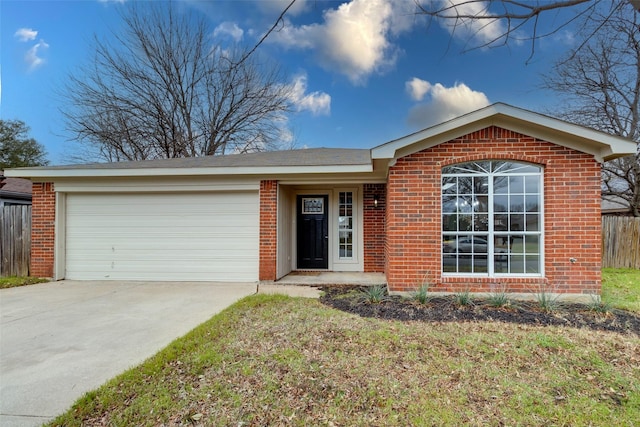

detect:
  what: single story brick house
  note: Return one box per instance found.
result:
[7,104,635,295]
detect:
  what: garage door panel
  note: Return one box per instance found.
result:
[65,192,259,281]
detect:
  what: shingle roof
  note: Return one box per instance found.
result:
[0,175,32,198]
[25,148,372,170]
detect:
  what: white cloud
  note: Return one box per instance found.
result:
[407,81,490,128]
[14,28,37,42]
[269,0,418,85]
[405,77,432,101]
[438,0,506,47]
[213,22,244,42]
[289,74,331,116]
[25,39,49,71]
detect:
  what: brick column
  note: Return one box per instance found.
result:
[31,182,55,277]
[259,180,278,281]
[363,183,386,272]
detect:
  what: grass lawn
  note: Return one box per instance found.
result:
[602,268,640,313]
[49,292,640,426]
[0,276,49,289]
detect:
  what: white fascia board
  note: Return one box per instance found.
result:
[5,163,373,180]
[371,103,637,163]
[371,105,503,159]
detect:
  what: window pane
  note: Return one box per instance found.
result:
[443,177,457,194]
[494,177,509,194]
[526,214,539,231]
[473,235,488,255]
[525,175,540,192]
[458,177,473,194]
[475,196,488,213]
[494,235,510,254]
[442,235,457,254]
[473,256,488,273]
[459,215,472,231]
[474,214,489,232]
[442,196,457,213]
[525,195,539,212]
[458,196,474,213]
[510,214,525,232]
[443,214,457,231]
[443,254,457,272]
[510,235,525,253]
[509,176,524,193]
[525,255,540,273]
[494,195,508,212]
[494,214,508,232]
[474,176,489,194]
[524,235,539,254]
[510,194,525,212]
[509,254,525,274]
[494,257,508,273]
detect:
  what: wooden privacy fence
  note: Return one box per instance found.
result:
[602,216,640,269]
[0,205,31,277]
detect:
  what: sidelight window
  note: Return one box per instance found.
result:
[338,191,354,258]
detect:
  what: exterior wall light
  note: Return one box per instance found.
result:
[373,194,380,208]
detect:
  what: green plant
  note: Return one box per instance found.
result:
[361,285,388,304]
[411,284,431,305]
[487,284,510,308]
[534,286,561,312]
[453,289,473,306]
[587,294,612,314]
[0,276,49,289]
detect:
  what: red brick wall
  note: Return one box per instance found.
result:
[363,183,386,272]
[259,180,278,281]
[386,126,602,294]
[31,182,55,278]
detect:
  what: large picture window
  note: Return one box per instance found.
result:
[442,161,542,276]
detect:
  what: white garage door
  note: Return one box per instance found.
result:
[65,192,259,281]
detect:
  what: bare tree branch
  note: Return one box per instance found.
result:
[414,0,633,62]
[62,2,293,162]
[543,3,640,216]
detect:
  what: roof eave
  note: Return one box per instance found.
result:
[371,103,636,163]
[4,163,373,179]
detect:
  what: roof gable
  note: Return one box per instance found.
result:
[371,103,636,163]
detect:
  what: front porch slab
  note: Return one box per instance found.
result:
[271,271,386,286]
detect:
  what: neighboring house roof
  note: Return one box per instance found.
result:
[5,103,636,180]
[0,173,32,201]
[602,196,631,214]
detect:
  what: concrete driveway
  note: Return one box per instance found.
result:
[0,280,256,427]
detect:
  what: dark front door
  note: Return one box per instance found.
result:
[297,195,328,269]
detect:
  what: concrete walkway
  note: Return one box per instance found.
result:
[0,280,257,427]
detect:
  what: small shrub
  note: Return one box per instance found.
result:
[361,285,387,304]
[411,284,431,305]
[535,287,561,312]
[588,294,612,314]
[487,284,510,308]
[454,290,473,306]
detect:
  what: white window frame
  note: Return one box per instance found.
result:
[441,161,544,277]
[332,187,363,270]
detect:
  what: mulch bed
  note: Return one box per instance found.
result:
[320,286,640,336]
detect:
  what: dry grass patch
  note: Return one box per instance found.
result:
[50,295,640,426]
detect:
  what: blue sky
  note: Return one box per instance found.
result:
[2,0,587,165]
